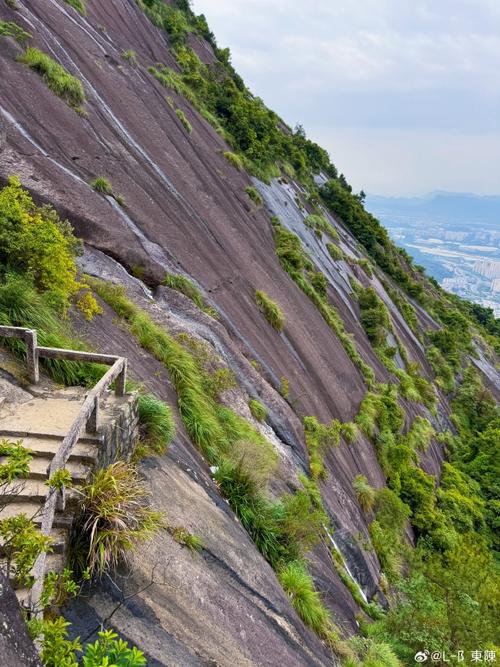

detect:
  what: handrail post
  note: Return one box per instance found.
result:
[116,358,127,396]
[25,329,39,384]
[86,395,99,433]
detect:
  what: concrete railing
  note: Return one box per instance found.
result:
[0,325,127,615]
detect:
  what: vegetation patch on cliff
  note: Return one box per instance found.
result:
[17,47,85,110]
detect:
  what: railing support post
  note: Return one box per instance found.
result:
[115,359,127,396]
[25,329,39,384]
[86,395,99,433]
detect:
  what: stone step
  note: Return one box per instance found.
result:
[0,501,74,528]
[1,455,91,483]
[7,434,100,464]
[0,428,102,444]
[0,478,80,503]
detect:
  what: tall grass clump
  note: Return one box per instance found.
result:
[278,560,334,638]
[352,474,376,513]
[90,176,113,195]
[163,273,216,317]
[72,461,163,576]
[248,398,267,422]
[138,394,175,454]
[17,47,85,108]
[255,290,285,332]
[175,108,192,133]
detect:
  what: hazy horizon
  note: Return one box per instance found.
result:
[192,1,500,197]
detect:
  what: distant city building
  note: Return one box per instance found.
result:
[442,277,468,290]
[473,260,500,278]
[443,231,467,241]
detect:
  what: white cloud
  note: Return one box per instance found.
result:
[192,0,500,194]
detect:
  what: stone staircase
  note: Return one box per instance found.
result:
[0,387,137,606]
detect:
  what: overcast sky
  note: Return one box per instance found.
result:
[192,0,500,196]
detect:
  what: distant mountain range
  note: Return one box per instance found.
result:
[366,192,500,227]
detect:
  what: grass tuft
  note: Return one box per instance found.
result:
[163,272,216,317]
[72,461,163,576]
[223,151,244,170]
[17,47,85,108]
[121,49,138,66]
[63,0,86,15]
[248,398,267,422]
[90,176,113,195]
[175,108,192,133]
[255,290,285,332]
[138,394,175,454]
[352,474,376,513]
[278,560,333,637]
[169,526,203,551]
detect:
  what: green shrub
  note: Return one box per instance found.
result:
[278,560,333,637]
[245,186,263,205]
[357,258,373,278]
[352,475,376,513]
[326,242,344,261]
[175,108,192,133]
[31,623,146,667]
[72,461,163,576]
[90,176,113,195]
[223,151,244,170]
[255,290,285,332]
[46,468,72,492]
[0,513,51,587]
[121,49,138,65]
[0,438,32,481]
[304,214,339,240]
[63,0,86,14]
[0,177,100,318]
[248,398,267,422]
[138,394,175,454]
[4,0,20,10]
[17,47,85,108]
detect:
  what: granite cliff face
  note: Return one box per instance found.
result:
[1,1,499,665]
